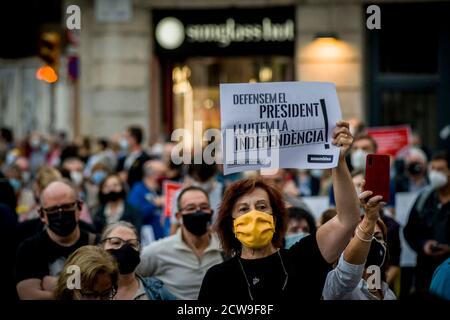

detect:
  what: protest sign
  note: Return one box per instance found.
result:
[395,191,420,268]
[301,196,330,222]
[366,125,411,157]
[220,81,342,175]
[163,180,183,217]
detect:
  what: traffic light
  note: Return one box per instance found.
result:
[37,31,61,81]
[36,65,58,83]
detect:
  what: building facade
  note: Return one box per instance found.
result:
[1,0,448,151]
[74,0,366,144]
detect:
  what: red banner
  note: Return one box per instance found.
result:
[163,181,183,217]
[366,125,411,157]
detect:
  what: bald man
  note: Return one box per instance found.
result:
[15,180,98,299]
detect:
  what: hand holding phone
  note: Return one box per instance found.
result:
[431,243,440,253]
[363,154,390,203]
[424,240,447,256]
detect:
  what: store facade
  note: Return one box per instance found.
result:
[70,0,364,144]
[152,7,296,140]
[59,0,449,150]
[2,1,449,150]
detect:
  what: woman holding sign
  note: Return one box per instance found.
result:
[198,121,361,301]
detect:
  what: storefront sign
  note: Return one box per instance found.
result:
[184,18,294,46]
[220,81,342,175]
[153,7,295,56]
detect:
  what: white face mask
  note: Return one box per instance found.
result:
[351,149,368,171]
[119,138,129,152]
[310,169,323,179]
[428,170,448,189]
[30,138,40,148]
[70,171,83,187]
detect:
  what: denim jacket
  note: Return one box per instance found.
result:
[137,275,177,300]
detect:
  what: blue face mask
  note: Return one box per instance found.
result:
[22,171,31,184]
[9,178,22,193]
[40,143,50,153]
[6,153,17,165]
[285,232,309,249]
[91,170,107,186]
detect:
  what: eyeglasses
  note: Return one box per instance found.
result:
[40,201,78,215]
[79,286,117,300]
[180,204,212,214]
[102,237,140,251]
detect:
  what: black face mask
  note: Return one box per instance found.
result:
[182,211,212,236]
[107,243,141,275]
[365,238,387,268]
[407,162,423,176]
[99,190,125,204]
[47,210,78,237]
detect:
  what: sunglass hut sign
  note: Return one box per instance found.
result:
[187,18,294,46]
[155,13,295,50]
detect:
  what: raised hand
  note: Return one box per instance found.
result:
[332,120,353,161]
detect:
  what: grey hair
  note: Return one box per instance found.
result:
[101,221,140,242]
[407,147,428,163]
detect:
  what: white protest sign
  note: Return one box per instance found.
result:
[220,81,342,175]
[396,192,420,268]
[302,196,330,222]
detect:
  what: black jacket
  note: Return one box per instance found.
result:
[92,201,142,234]
[404,188,450,290]
[117,151,151,189]
[404,190,450,253]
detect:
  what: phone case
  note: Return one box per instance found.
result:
[363,154,390,202]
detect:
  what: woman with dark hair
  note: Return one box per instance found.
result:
[322,187,395,300]
[284,207,317,249]
[198,121,362,301]
[93,174,142,234]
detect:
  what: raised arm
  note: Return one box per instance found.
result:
[322,188,384,299]
[343,190,383,264]
[316,121,361,263]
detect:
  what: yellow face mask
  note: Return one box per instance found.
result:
[233,210,275,249]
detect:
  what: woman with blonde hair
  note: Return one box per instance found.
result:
[55,245,119,300]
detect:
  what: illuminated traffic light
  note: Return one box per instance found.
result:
[37,31,61,82]
[36,66,58,83]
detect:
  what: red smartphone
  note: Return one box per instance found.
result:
[363,154,390,203]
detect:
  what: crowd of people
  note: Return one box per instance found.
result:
[0,122,449,301]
